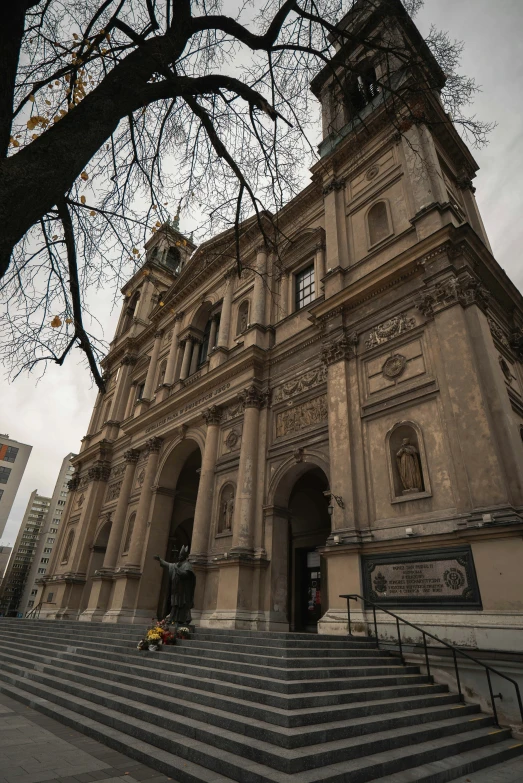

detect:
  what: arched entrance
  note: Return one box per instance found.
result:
[271,462,331,632]
[80,518,112,612]
[155,440,201,618]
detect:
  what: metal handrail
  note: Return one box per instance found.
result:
[341,593,523,726]
[25,601,43,619]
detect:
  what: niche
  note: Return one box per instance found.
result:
[122,512,136,554]
[367,201,391,247]
[387,422,431,502]
[236,300,250,334]
[217,483,235,535]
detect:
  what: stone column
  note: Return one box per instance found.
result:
[315,244,326,288]
[321,334,358,534]
[102,450,140,569]
[252,247,267,326]
[279,272,289,320]
[126,437,163,569]
[191,405,223,557]
[209,316,219,352]
[217,271,234,349]
[109,356,136,422]
[323,178,349,275]
[123,381,138,420]
[189,339,201,375]
[179,338,193,381]
[142,330,163,400]
[231,386,265,554]
[163,314,184,386]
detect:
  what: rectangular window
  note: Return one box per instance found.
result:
[37,568,46,574]
[47,592,54,602]
[295,264,315,310]
[0,444,19,463]
[137,382,145,401]
[47,538,55,544]
[43,548,52,554]
[0,466,11,484]
[27,600,34,608]
[40,558,49,564]
[31,589,38,596]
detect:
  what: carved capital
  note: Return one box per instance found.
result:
[321,333,358,366]
[239,385,266,409]
[124,448,141,464]
[145,436,163,454]
[88,462,111,482]
[67,475,81,491]
[416,274,490,320]
[322,178,345,197]
[174,311,185,322]
[121,355,137,366]
[203,404,223,426]
[154,329,164,339]
[510,328,523,361]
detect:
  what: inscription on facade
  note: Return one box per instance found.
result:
[275,395,328,438]
[363,548,481,607]
[144,383,231,433]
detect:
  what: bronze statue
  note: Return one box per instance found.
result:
[154,545,196,627]
[396,437,423,493]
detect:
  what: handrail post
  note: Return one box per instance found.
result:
[486,669,499,727]
[372,605,378,644]
[452,648,462,698]
[346,596,352,636]
[396,617,403,663]
[422,631,431,678]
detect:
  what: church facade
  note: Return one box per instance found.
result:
[37,0,523,650]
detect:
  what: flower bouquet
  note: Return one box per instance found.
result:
[176,626,191,640]
[137,619,177,651]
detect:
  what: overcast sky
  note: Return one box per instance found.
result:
[1,0,522,547]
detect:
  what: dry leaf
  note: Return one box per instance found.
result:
[80,195,86,204]
[80,171,88,180]
[50,316,62,328]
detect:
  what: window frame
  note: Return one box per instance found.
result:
[294,262,316,312]
[366,199,393,249]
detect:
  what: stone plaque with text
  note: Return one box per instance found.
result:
[362,547,481,608]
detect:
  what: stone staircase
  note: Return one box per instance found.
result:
[0,619,521,782]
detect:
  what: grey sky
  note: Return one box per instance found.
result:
[1,0,522,546]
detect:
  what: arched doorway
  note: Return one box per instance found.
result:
[156,442,201,618]
[271,462,331,632]
[80,518,112,612]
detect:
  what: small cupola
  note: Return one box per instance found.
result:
[144,212,197,277]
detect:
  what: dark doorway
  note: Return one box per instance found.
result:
[288,468,331,632]
[157,447,200,618]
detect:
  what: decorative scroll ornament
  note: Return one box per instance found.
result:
[203,404,223,425]
[382,354,407,379]
[275,395,328,438]
[273,366,327,402]
[223,401,245,421]
[487,317,509,348]
[321,333,358,366]
[365,315,416,350]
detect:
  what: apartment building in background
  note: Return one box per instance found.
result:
[0,546,12,590]
[0,491,51,615]
[20,453,76,614]
[0,435,32,539]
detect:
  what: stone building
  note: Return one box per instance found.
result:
[39,0,523,649]
[0,434,32,538]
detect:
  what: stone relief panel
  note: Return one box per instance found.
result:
[365,338,426,395]
[222,400,245,422]
[365,313,417,350]
[275,395,328,439]
[221,424,242,456]
[273,366,326,402]
[106,480,123,503]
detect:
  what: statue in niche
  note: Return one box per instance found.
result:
[223,496,234,531]
[154,545,196,626]
[396,438,423,493]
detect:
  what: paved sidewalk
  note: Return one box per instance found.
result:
[0,692,172,783]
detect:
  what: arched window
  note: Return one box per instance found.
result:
[236,300,250,334]
[122,513,136,554]
[122,291,140,333]
[343,63,380,122]
[368,201,391,246]
[165,246,182,274]
[62,529,75,563]
[199,319,212,365]
[157,359,167,388]
[217,484,235,534]
[150,247,159,262]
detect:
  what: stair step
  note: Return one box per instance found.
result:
[0,653,479,749]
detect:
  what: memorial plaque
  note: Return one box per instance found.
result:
[362,547,481,608]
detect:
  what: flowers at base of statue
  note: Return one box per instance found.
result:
[176,626,191,639]
[155,619,177,645]
[137,620,177,650]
